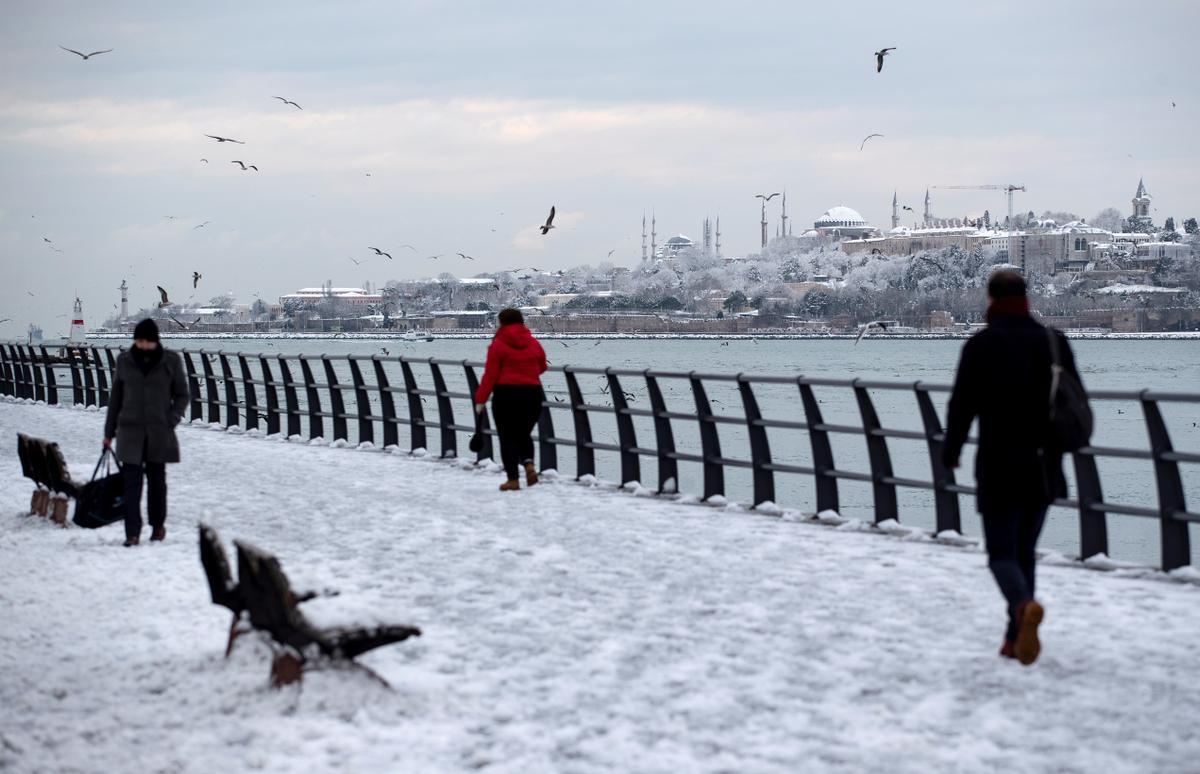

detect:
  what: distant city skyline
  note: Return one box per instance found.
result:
[1,0,1197,335]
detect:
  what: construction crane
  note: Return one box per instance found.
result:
[931,184,1026,231]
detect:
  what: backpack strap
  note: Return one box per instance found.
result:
[1045,326,1062,367]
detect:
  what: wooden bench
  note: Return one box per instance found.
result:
[198,524,421,686]
[198,523,248,658]
[16,433,77,525]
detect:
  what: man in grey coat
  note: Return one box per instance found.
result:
[103,319,190,546]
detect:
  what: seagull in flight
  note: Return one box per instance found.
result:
[348,256,368,266]
[540,206,556,235]
[205,134,245,144]
[607,249,615,258]
[193,221,211,230]
[875,47,896,73]
[426,254,443,260]
[860,133,884,150]
[60,46,113,60]
[230,160,258,171]
[192,271,202,289]
[902,205,915,212]
[156,286,171,309]
[854,320,889,345]
[368,247,393,260]
[271,96,302,110]
[457,252,475,261]
[755,192,781,202]
[200,158,209,164]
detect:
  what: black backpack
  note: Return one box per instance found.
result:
[1046,328,1093,452]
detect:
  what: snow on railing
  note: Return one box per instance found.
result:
[2,341,1197,571]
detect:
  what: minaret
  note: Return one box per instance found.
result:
[703,217,712,254]
[923,188,932,227]
[641,213,647,262]
[780,191,789,239]
[891,191,899,229]
[715,216,721,258]
[650,210,657,259]
[119,279,128,321]
[759,199,768,249]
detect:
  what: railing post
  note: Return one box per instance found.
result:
[372,358,399,449]
[40,347,58,405]
[689,373,725,502]
[348,357,374,447]
[428,361,457,458]
[68,348,84,406]
[277,357,302,438]
[463,362,494,462]
[81,348,97,407]
[299,357,324,441]
[200,351,220,424]
[852,380,898,523]
[564,368,595,479]
[0,345,11,396]
[238,354,259,432]
[536,394,558,473]
[799,380,838,514]
[1141,393,1190,570]
[914,384,961,534]
[399,359,427,453]
[182,351,203,422]
[1071,450,1108,560]
[218,353,239,429]
[11,346,26,400]
[30,346,46,403]
[93,346,109,408]
[644,372,678,494]
[738,375,775,507]
[259,356,280,435]
[322,357,348,443]
[606,369,640,486]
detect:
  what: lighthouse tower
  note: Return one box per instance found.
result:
[68,296,86,343]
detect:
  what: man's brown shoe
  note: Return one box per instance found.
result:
[123,535,140,547]
[1014,600,1044,666]
[524,463,539,487]
[499,479,520,491]
[150,526,166,542]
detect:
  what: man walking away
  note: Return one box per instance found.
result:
[474,308,548,491]
[103,319,190,546]
[943,270,1084,665]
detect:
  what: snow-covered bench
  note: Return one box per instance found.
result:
[17,433,76,525]
[218,537,421,687]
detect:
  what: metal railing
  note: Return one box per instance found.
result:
[2,341,1197,570]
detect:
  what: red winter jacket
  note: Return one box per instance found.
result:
[474,323,547,403]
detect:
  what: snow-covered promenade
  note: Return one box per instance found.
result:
[2,400,1198,773]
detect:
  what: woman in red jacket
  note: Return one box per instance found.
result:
[474,308,548,490]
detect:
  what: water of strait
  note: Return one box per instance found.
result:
[147,336,1200,567]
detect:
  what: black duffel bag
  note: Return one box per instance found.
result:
[73,449,126,529]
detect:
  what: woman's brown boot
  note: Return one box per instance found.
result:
[499,479,521,491]
[524,463,539,487]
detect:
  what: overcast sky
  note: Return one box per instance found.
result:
[1,0,1196,335]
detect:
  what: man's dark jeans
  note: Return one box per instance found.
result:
[123,461,166,539]
[981,504,1048,642]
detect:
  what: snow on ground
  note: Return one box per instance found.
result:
[1,400,1198,774]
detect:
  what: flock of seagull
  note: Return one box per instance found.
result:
[51,41,927,344]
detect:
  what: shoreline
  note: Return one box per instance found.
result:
[81,330,1200,342]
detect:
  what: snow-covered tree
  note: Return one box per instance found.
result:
[1091,207,1124,232]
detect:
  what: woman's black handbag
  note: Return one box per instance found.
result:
[73,449,126,529]
[468,406,486,453]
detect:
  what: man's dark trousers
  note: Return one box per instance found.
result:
[982,504,1048,642]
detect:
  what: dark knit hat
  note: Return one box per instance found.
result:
[498,307,524,326]
[133,318,160,342]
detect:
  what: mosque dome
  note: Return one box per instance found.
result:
[814,206,868,229]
